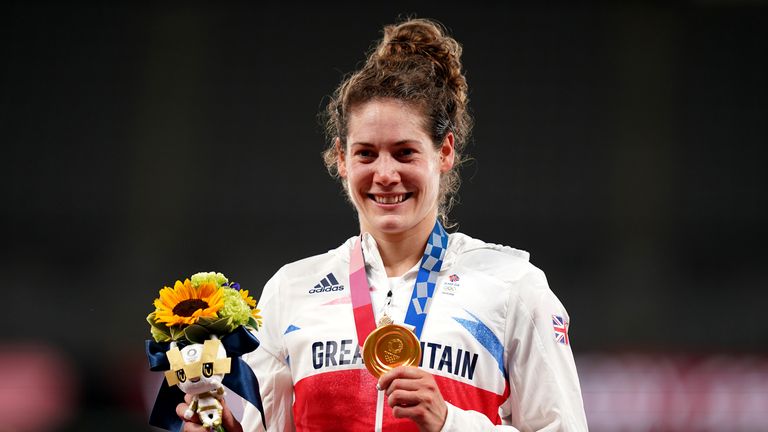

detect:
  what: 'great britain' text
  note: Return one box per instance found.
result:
[310,339,479,380]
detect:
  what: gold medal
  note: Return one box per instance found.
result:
[362,323,421,378]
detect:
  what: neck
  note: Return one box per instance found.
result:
[376,232,427,277]
[362,213,438,277]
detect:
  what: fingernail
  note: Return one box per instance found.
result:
[376,383,382,391]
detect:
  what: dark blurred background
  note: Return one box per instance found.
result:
[2,1,766,431]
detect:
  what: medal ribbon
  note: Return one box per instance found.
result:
[350,234,377,347]
[350,220,449,345]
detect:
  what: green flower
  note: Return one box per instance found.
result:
[218,287,251,327]
[190,272,228,288]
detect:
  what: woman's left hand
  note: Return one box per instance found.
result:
[378,366,448,432]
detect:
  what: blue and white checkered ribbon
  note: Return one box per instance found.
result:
[404,221,449,339]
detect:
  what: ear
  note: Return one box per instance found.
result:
[335,137,347,178]
[439,132,455,173]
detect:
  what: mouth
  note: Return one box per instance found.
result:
[368,193,413,205]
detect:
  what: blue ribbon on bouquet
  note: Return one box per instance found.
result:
[145,326,267,431]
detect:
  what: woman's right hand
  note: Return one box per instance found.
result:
[176,394,244,432]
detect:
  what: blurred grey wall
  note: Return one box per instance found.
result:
[2,1,766,430]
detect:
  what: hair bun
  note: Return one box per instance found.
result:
[374,19,463,88]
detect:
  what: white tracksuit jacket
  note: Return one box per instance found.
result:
[242,232,588,431]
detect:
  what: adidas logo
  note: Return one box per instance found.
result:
[309,273,345,294]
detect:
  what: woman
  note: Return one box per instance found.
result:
[179,18,588,431]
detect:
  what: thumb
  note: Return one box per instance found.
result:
[221,400,244,432]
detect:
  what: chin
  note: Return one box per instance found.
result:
[375,220,407,233]
[367,215,412,235]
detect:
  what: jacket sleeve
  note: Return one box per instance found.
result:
[440,266,588,432]
[440,401,520,431]
[241,269,296,432]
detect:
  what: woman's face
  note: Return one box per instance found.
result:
[338,98,454,239]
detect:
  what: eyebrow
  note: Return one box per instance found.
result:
[348,140,418,148]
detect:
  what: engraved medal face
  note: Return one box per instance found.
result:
[362,324,421,378]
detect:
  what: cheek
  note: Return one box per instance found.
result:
[342,170,365,205]
[346,166,372,189]
[416,164,441,193]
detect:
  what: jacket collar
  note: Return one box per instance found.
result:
[335,231,460,274]
[334,230,530,270]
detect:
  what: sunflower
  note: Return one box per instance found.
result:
[237,288,262,329]
[239,289,257,307]
[153,279,224,326]
[251,308,263,329]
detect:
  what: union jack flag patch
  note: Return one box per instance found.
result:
[553,315,570,345]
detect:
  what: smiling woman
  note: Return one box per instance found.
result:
[178,17,589,432]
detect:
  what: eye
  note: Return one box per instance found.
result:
[396,148,416,159]
[202,362,214,378]
[355,149,375,159]
[176,369,187,383]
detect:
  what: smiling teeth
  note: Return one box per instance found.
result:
[375,195,405,204]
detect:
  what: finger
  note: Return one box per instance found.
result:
[384,376,425,395]
[378,366,421,390]
[176,402,200,424]
[391,403,428,421]
[182,421,208,432]
[387,388,423,408]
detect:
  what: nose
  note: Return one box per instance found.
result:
[372,154,400,186]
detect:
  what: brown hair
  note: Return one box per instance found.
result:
[321,18,473,226]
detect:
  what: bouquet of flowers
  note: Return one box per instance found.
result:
[145,272,266,432]
[147,272,262,344]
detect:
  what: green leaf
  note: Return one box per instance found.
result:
[247,317,260,331]
[169,326,187,341]
[150,325,172,342]
[196,316,216,327]
[146,311,159,326]
[184,324,211,344]
[206,317,232,334]
[150,321,171,336]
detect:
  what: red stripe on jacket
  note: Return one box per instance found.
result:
[293,369,508,431]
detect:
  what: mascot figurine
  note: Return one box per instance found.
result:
[164,337,231,431]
